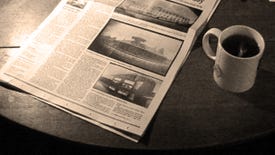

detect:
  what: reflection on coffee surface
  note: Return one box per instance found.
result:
[222,35,260,57]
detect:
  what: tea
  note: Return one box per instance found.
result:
[222,35,260,57]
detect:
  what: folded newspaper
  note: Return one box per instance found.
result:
[0,0,220,142]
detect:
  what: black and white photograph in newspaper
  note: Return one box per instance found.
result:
[114,0,202,32]
[93,63,162,108]
[88,20,183,76]
[67,0,87,9]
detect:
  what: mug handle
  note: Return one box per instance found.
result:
[202,28,222,61]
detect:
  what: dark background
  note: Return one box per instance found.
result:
[1,115,275,154]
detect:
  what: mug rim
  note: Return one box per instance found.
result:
[218,25,265,60]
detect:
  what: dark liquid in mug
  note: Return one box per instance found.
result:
[222,35,260,57]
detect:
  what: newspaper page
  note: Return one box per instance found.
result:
[0,0,220,142]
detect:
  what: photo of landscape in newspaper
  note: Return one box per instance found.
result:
[88,20,182,75]
[114,0,202,32]
[93,63,162,108]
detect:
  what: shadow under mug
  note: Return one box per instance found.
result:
[202,25,265,93]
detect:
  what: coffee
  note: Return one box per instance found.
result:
[202,25,265,92]
[222,35,260,58]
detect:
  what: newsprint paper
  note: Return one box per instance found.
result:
[0,0,220,142]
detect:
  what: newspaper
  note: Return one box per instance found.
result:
[0,0,220,142]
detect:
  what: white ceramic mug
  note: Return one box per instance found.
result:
[202,25,265,93]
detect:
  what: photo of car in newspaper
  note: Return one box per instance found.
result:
[94,63,162,108]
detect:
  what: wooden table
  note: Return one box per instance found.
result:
[0,0,275,150]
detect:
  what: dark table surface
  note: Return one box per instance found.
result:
[0,0,275,151]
